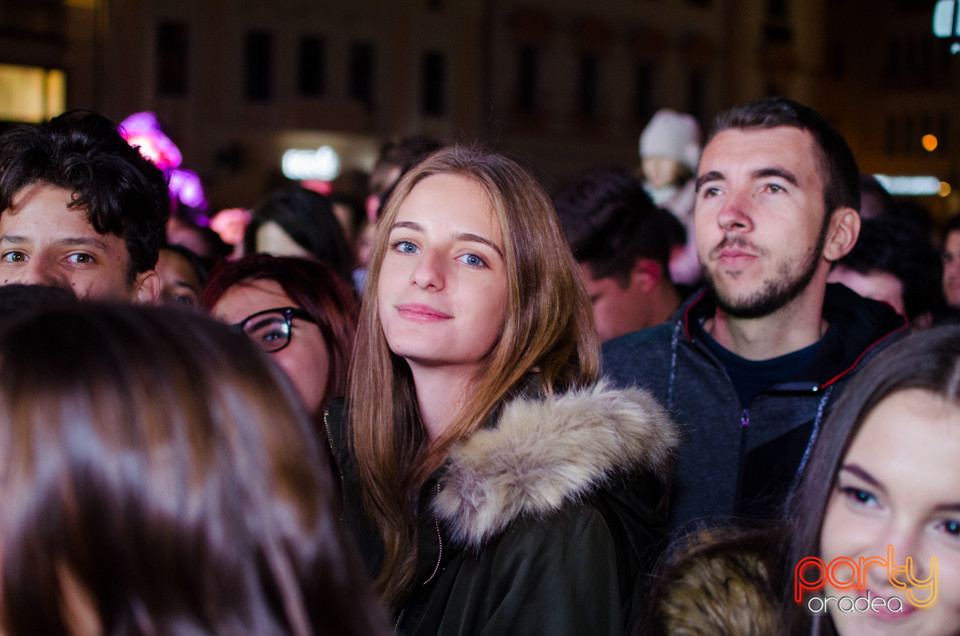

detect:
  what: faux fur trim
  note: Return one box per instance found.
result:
[431,380,678,548]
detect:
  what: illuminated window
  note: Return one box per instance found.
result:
[0,65,66,122]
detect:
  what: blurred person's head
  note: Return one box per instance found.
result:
[329,192,365,245]
[942,214,960,310]
[858,174,898,220]
[639,109,701,190]
[156,243,206,308]
[828,217,942,327]
[0,302,387,635]
[201,254,358,415]
[243,187,354,285]
[554,168,681,341]
[0,110,169,301]
[366,135,442,222]
[0,284,77,330]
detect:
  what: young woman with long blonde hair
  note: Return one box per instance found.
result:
[327,146,678,634]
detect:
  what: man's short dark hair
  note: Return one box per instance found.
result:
[0,110,169,277]
[709,97,861,217]
[837,217,942,321]
[553,168,673,285]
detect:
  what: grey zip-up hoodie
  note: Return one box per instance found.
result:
[602,283,905,534]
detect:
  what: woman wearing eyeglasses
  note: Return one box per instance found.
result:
[327,146,679,635]
[200,254,358,417]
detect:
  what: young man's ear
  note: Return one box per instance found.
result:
[132,269,161,304]
[823,207,861,263]
[630,258,661,293]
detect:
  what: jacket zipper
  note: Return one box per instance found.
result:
[422,483,443,585]
[396,485,443,634]
[322,409,346,517]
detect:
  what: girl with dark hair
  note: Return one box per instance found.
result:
[329,146,678,634]
[785,324,960,635]
[244,186,355,286]
[642,325,960,635]
[201,254,357,418]
[0,303,387,635]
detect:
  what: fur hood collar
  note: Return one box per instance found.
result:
[431,380,678,548]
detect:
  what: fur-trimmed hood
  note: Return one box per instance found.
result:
[431,380,679,549]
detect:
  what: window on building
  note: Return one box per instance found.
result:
[767,0,789,17]
[298,35,326,97]
[578,54,599,118]
[902,115,914,155]
[886,40,899,76]
[244,31,273,101]
[634,63,655,123]
[830,41,845,78]
[904,39,917,73]
[688,69,706,123]
[0,64,65,122]
[350,42,376,108]
[421,51,446,116]
[940,112,950,152]
[157,21,188,96]
[518,46,539,113]
[885,116,897,156]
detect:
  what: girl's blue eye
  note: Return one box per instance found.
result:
[942,520,960,536]
[841,486,877,507]
[393,240,418,254]
[457,253,487,268]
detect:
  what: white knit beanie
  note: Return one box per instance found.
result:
[639,109,702,171]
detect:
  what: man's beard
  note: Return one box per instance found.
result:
[703,220,829,320]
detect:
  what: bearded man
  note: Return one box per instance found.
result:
[602,97,905,533]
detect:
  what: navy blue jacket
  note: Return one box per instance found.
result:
[602,284,905,533]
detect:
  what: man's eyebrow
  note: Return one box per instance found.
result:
[752,167,799,187]
[695,170,723,193]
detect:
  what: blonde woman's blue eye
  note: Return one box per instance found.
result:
[392,240,418,254]
[457,253,486,268]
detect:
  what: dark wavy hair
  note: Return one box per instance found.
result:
[708,97,861,218]
[784,325,960,634]
[0,110,169,278]
[243,187,355,285]
[835,217,943,322]
[553,167,674,284]
[200,254,358,413]
[0,303,387,635]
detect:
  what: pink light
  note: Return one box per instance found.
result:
[119,112,182,170]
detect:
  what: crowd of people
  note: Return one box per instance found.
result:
[0,98,957,635]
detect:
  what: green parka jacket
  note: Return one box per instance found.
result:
[327,381,679,635]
